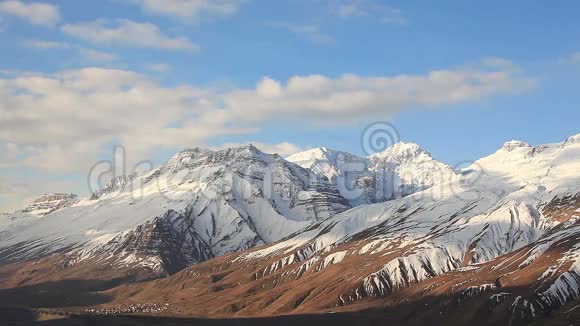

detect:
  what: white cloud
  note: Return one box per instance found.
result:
[266,22,334,45]
[0,59,535,174]
[0,68,250,172]
[560,52,580,65]
[482,56,518,68]
[334,0,407,25]
[220,59,536,124]
[127,0,241,20]
[0,0,60,26]
[0,142,23,168]
[61,19,200,52]
[0,177,33,212]
[0,175,82,213]
[336,0,367,17]
[145,63,171,72]
[78,48,118,62]
[23,40,118,63]
[23,40,71,49]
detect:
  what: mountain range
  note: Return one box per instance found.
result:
[1,133,579,325]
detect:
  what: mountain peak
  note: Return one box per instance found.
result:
[233,143,262,154]
[287,147,365,167]
[389,141,424,153]
[368,141,431,162]
[32,193,77,204]
[287,146,345,161]
[502,140,531,152]
[168,144,268,167]
[564,133,580,146]
[15,193,79,216]
[286,147,364,183]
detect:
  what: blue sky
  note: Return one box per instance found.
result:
[0,0,579,210]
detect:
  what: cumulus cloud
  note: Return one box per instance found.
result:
[0,58,535,173]
[0,68,251,172]
[61,19,200,52]
[221,59,536,124]
[127,0,241,20]
[0,0,60,26]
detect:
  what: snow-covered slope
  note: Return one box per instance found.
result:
[229,134,580,304]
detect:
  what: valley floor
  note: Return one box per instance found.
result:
[2,304,580,326]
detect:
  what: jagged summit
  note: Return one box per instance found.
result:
[32,193,77,203]
[367,141,431,162]
[497,133,580,154]
[165,144,276,171]
[475,134,580,168]
[564,133,580,146]
[502,140,531,152]
[175,144,265,158]
[366,141,458,195]
[286,146,362,163]
[286,146,343,162]
[12,193,79,216]
[288,142,458,204]
[287,147,365,182]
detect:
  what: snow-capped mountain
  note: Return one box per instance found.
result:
[7,193,79,217]
[0,145,349,273]
[286,147,366,182]
[287,142,458,205]
[367,141,459,194]
[286,147,373,206]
